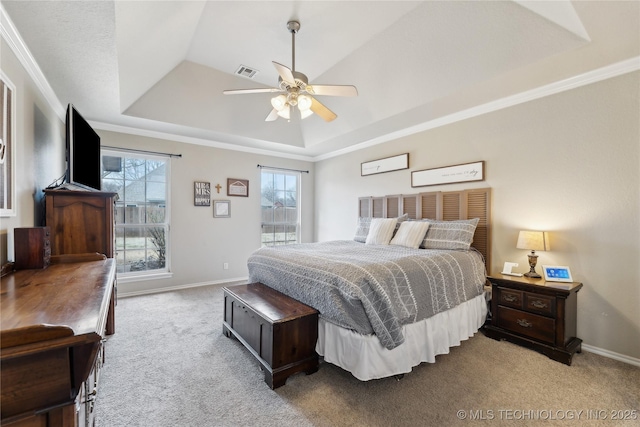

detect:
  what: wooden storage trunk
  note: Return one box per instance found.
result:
[222,283,319,389]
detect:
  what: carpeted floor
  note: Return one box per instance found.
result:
[94,284,640,427]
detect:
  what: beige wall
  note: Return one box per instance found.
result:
[315,71,640,360]
[98,131,314,295]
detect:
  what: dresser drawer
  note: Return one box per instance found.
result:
[497,287,523,309]
[496,306,556,344]
[524,293,555,317]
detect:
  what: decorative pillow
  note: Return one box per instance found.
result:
[420,218,480,250]
[354,213,409,243]
[365,218,398,245]
[353,217,372,243]
[390,221,430,249]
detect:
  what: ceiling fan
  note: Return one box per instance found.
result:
[223,20,358,122]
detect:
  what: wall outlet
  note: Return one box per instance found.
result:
[223,262,229,270]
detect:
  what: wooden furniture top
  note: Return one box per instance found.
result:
[224,283,318,323]
[43,188,118,198]
[489,273,583,294]
[1,259,116,350]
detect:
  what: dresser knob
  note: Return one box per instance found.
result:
[517,318,533,328]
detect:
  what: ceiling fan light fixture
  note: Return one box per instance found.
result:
[300,109,313,119]
[298,94,312,111]
[276,104,291,119]
[271,94,288,111]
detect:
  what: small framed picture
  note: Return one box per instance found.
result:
[542,265,573,282]
[213,200,230,218]
[194,181,211,206]
[227,178,249,197]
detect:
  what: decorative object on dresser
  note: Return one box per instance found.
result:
[14,226,51,270]
[516,230,549,278]
[44,189,117,258]
[483,274,583,365]
[542,265,573,282]
[222,283,319,389]
[1,257,116,427]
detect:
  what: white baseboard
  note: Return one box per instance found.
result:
[117,277,248,298]
[582,344,640,368]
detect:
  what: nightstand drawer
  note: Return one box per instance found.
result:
[498,288,523,309]
[496,306,555,344]
[524,293,555,317]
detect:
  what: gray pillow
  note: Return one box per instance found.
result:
[420,218,480,250]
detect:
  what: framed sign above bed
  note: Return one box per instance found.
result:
[411,161,484,187]
[361,153,409,176]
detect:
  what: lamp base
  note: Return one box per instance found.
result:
[525,252,541,278]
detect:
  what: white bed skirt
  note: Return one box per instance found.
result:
[316,293,488,381]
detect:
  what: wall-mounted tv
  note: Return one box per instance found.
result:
[65,103,101,190]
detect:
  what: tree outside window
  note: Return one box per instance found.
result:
[102,151,170,275]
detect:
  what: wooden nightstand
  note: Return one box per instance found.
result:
[483,273,583,365]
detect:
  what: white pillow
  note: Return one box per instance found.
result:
[365,218,398,245]
[390,221,430,249]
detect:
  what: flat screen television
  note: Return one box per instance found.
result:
[65,104,101,190]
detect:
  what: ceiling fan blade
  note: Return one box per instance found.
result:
[265,108,279,122]
[306,84,358,97]
[272,61,296,85]
[223,88,281,95]
[310,97,337,122]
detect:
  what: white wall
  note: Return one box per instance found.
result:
[315,71,640,361]
[98,131,314,295]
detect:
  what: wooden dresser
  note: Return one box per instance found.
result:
[484,274,583,365]
[1,258,116,427]
[44,189,117,258]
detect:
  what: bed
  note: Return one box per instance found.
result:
[248,188,491,380]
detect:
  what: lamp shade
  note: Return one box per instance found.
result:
[516,230,549,251]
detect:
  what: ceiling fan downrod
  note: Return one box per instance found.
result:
[287,20,300,72]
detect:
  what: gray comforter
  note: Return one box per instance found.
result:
[247,240,486,350]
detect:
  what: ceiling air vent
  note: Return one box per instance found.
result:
[235,65,259,79]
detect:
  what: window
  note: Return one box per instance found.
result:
[101,150,170,276]
[260,169,300,246]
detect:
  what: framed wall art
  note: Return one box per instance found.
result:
[213,200,231,218]
[411,161,484,188]
[227,178,249,197]
[361,153,409,176]
[194,181,211,206]
[0,72,16,217]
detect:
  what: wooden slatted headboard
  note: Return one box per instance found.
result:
[358,188,492,268]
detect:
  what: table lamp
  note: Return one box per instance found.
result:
[516,230,549,278]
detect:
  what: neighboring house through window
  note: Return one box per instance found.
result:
[101,149,170,278]
[260,169,300,246]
